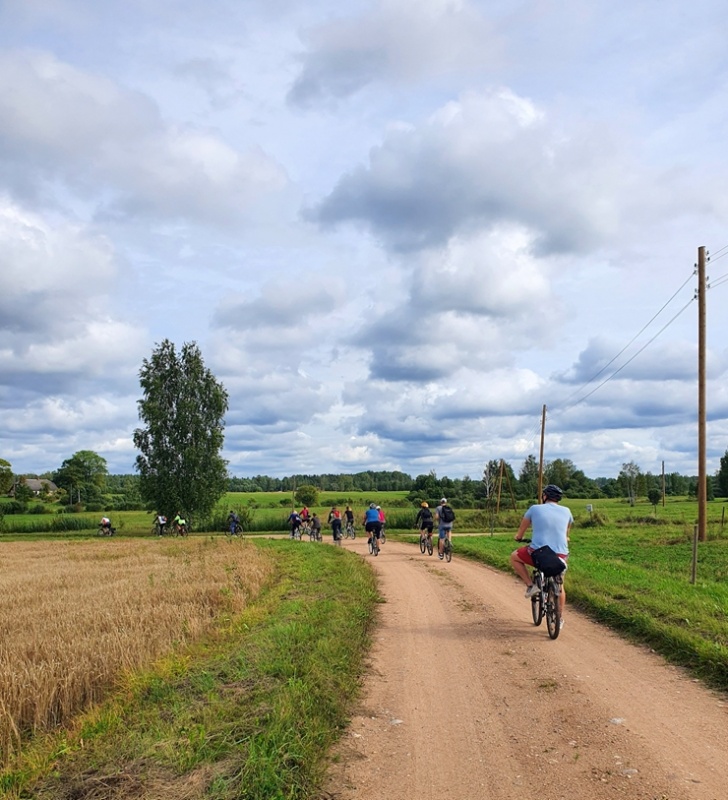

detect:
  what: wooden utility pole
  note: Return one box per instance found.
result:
[698,246,707,542]
[538,404,546,503]
[496,459,518,512]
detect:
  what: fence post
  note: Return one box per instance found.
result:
[691,525,698,585]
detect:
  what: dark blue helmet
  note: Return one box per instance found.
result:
[542,484,563,501]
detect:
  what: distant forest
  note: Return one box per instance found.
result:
[222,458,712,505]
[14,455,722,514]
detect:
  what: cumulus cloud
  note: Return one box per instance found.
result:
[288,0,500,106]
[347,226,554,382]
[0,199,147,396]
[0,49,288,225]
[306,88,642,254]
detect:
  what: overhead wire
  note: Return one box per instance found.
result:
[555,269,695,412]
[519,263,699,448]
[560,295,695,409]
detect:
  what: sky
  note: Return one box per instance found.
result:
[2,0,728,482]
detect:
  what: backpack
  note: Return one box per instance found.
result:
[530,545,567,577]
[440,505,455,523]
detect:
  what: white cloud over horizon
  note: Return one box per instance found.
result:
[1,0,727,483]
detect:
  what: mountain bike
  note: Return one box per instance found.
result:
[226,521,243,536]
[380,524,386,544]
[308,525,322,542]
[368,529,380,556]
[419,529,433,555]
[442,535,452,562]
[523,541,562,639]
[97,525,116,537]
[344,521,356,539]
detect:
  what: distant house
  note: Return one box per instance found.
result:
[8,478,58,497]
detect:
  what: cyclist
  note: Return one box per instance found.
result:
[512,484,572,622]
[415,501,434,548]
[363,502,382,553]
[328,506,343,542]
[173,512,187,535]
[227,510,240,535]
[99,516,113,535]
[299,505,310,522]
[435,498,455,559]
[311,513,322,540]
[376,505,386,544]
[287,509,302,539]
[155,513,167,536]
[344,505,355,535]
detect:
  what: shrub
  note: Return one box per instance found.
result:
[29,503,49,515]
[579,510,609,527]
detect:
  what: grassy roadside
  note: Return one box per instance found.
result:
[405,529,728,691]
[3,541,379,800]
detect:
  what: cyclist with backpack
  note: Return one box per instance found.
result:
[511,484,572,622]
[435,498,455,559]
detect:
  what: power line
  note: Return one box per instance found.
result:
[560,295,695,410]
[556,269,695,412]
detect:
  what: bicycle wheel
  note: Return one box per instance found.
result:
[444,539,452,562]
[426,536,433,556]
[531,572,544,626]
[381,531,386,544]
[368,536,374,555]
[545,580,561,639]
[419,534,426,554]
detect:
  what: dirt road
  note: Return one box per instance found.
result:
[321,538,728,800]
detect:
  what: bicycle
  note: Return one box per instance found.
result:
[151,521,167,536]
[226,521,243,536]
[308,525,322,542]
[522,541,562,640]
[97,525,116,537]
[300,519,311,538]
[419,529,433,556]
[368,530,380,556]
[290,525,302,541]
[380,525,386,545]
[442,535,452,562]
[344,521,356,539]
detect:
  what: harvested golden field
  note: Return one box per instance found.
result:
[0,537,273,763]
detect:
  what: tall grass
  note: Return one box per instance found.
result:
[0,538,274,764]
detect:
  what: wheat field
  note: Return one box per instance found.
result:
[0,536,273,763]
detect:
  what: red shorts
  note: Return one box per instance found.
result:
[515,546,568,567]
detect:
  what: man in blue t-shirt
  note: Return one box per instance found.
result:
[511,484,572,617]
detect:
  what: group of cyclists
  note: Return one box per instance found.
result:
[414,498,456,559]
[287,504,360,543]
[153,512,188,536]
[105,483,572,628]
[287,485,571,627]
